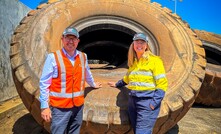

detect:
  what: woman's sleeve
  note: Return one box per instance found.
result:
[115,79,127,88]
[153,58,168,92]
[150,57,168,108]
[115,71,130,88]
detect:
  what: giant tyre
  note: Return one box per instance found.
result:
[194,30,221,107]
[10,0,206,133]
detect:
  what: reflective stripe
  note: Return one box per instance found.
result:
[56,50,66,94]
[154,74,166,80]
[129,82,156,88]
[50,50,85,98]
[50,90,84,98]
[130,71,153,76]
[79,52,85,91]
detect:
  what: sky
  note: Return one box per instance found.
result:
[19,0,221,35]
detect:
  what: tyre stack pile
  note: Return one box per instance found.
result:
[194,30,221,107]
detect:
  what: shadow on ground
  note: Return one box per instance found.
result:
[13,113,49,134]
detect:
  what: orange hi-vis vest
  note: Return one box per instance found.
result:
[49,50,86,108]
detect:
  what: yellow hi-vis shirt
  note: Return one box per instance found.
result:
[123,51,168,92]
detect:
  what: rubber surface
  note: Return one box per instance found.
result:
[194,30,221,107]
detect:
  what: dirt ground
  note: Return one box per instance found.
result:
[0,103,220,134]
[167,104,221,134]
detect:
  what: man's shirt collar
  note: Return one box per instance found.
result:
[62,48,79,58]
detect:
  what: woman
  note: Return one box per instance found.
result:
[108,33,168,134]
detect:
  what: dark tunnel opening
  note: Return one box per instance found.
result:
[77,24,135,69]
[203,45,221,65]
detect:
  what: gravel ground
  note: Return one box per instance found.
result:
[167,104,221,134]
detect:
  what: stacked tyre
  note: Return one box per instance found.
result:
[194,30,221,107]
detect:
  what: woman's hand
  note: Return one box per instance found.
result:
[150,104,155,110]
[107,82,116,87]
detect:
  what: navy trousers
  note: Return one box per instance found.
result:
[128,96,160,134]
[50,105,84,134]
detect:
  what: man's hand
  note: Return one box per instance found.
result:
[94,82,102,89]
[41,107,52,122]
[107,82,116,87]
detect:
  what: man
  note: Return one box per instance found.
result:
[39,27,102,134]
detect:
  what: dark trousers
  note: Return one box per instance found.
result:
[50,105,84,134]
[128,96,160,134]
